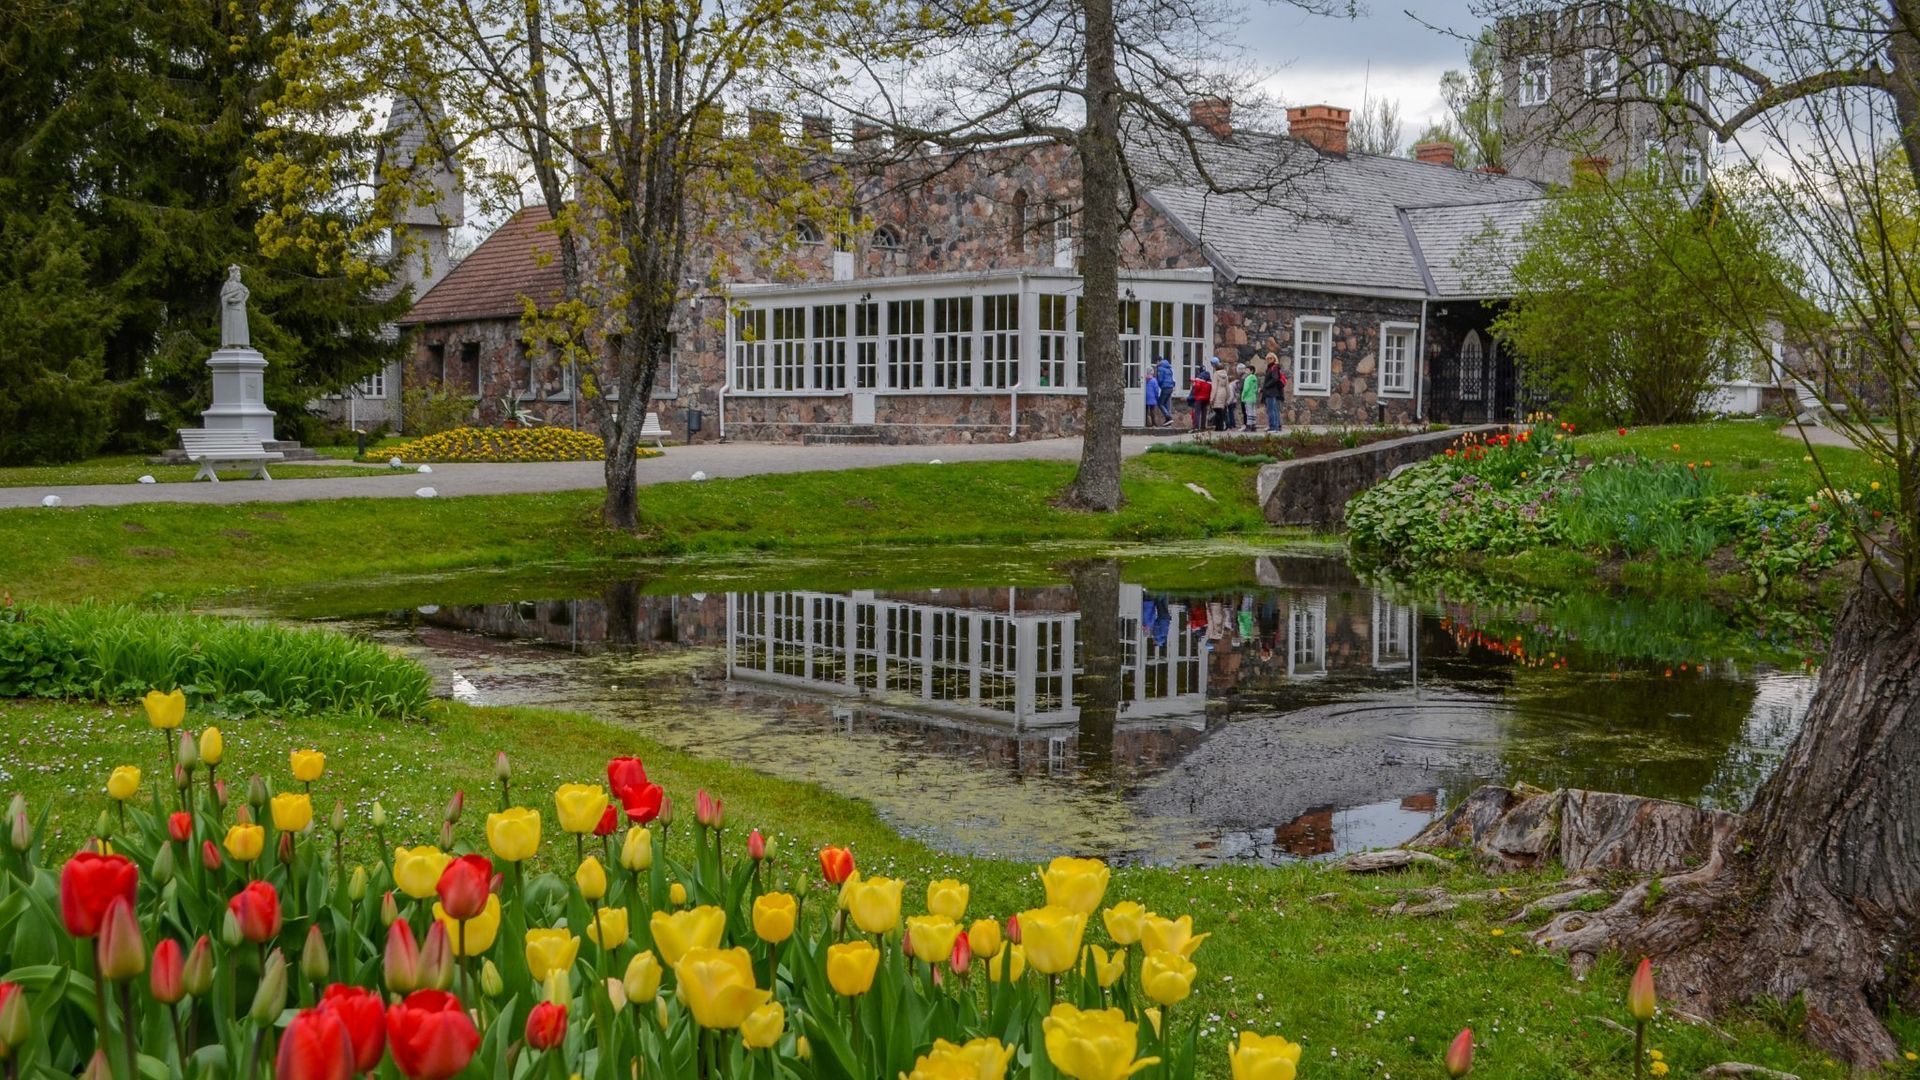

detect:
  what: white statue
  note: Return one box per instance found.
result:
[218,266,250,348]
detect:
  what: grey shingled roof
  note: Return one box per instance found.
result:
[1401,200,1547,299]
[1134,128,1544,298]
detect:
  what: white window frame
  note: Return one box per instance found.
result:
[1644,138,1668,180]
[1377,322,1416,398]
[1642,53,1670,98]
[1292,316,1333,396]
[1584,49,1618,97]
[1679,147,1704,186]
[980,293,1019,389]
[1036,292,1071,389]
[1518,56,1552,106]
[354,370,386,398]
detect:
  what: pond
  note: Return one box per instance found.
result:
[290,545,1819,867]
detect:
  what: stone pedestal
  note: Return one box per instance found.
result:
[202,347,276,442]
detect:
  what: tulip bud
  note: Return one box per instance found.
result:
[301,925,330,981]
[369,800,387,828]
[575,856,608,902]
[655,996,669,1032]
[9,811,28,854]
[220,910,242,949]
[4,796,20,822]
[248,951,287,1024]
[1445,1027,1474,1077]
[201,840,222,872]
[212,779,229,808]
[656,794,673,827]
[1627,957,1657,1023]
[796,1036,811,1061]
[444,790,465,824]
[669,882,687,906]
[247,775,267,809]
[167,811,192,844]
[181,936,214,997]
[329,800,346,833]
[177,730,200,769]
[173,764,189,791]
[494,752,511,783]
[605,976,627,1012]
[1005,914,1022,945]
[0,982,30,1055]
[151,840,175,886]
[150,940,186,1004]
[94,899,144,982]
[747,829,767,861]
[276,831,294,864]
[81,1050,112,1080]
[543,969,569,1007]
[235,804,253,826]
[384,920,420,993]
[417,921,454,991]
[479,959,504,998]
[620,827,652,872]
[950,932,972,976]
[93,809,111,841]
[438,821,456,851]
[380,890,400,927]
[694,789,723,828]
[347,865,368,902]
[901,929,916,959]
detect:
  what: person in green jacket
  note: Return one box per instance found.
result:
[1238,363,1260,431]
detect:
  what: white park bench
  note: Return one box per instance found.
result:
[639,411,668,447]
[178,429,283,482]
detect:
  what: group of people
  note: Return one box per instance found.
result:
[1142,353,1288,432]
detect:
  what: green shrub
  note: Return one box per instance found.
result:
[0,602,431,717]
[400,385,476,436]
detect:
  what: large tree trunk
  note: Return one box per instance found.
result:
[1496,571,1920,1065]
[1063,0,1123,511]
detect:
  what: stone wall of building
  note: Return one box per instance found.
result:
[1214,283,1431,426]
[723,392,1086,444]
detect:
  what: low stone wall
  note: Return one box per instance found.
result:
[1257,424,1502,527]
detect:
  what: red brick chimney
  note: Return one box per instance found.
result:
[1287,105,1351,155]
[1572,155,1611,185]
[1413,140,1457,167]
[1189,98,1233,140]
[1476,165,1508,175]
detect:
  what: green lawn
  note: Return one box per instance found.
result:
[0,454,401,487]
[1577,418,1886,496]
[2,694,1897,1080]
[0,455,1268,605]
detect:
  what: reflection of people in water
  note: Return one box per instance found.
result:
[1150,599,1171,649]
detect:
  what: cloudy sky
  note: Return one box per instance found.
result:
[1239,1,1484,145]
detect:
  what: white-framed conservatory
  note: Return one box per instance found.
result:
[724,267,1215,421]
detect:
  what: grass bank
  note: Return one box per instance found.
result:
[0,453,401,487]
[1,692,1899,1080]
[0,454,1267,605]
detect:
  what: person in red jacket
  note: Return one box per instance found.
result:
[1188,365,1212,429]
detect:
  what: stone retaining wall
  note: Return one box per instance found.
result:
[1257,424,1503,527]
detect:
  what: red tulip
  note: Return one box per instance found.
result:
[694,789,723,828]
[167,812,193,844]
[443,791,464,824]
[95,898,145,981]
[150,939,185,1004]
[384,919,421,993]
[747,829,767,861]
[213,779,229,807]
[319,984,387,1072]
[818,845,855,885]
[1627,957,1657,1022]
[1005,913,1022,945]
[201,840,223,871]
[525,1000,568,1050]
[385,990,481,1079]
[59,851,138,937]
[607,756,647,796]
[277,1005,354,1080]
[593,805,619,837]
[950,931,972,975]
[181,936,214,997]
[0,982,28,1056]
[229,881,282,944]
[434,854,492,921]
[1445,1027,1473,1077]
[621,782,664,824]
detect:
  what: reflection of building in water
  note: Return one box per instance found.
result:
[416,593,730,653]
[726,585,1208,729]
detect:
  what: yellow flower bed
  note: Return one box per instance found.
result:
[387,426,665,463]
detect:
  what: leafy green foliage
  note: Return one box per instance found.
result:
[0,602,430,717]
[399,385,476,437]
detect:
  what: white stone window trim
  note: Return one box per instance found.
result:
[1584,48,1618,97]
[1377,321,1417,399]
[1292,316,1334,396]
[1518,56,1552,107]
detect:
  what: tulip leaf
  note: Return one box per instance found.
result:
[478,992,519,1080]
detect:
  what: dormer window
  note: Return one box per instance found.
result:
[871,225,902,251]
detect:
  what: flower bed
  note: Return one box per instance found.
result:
[387,426,666,463]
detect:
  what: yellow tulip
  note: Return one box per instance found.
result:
[826,940,880,996]
[143,689,185,730]
[621,826,653,871]
[623,951,663,1003]
[224,823,264,862]
[752,892,798,944]
[1018,905,1088,975]
[967,918,1003,959]
[269,792,313,833]
[1228,1031,1302,1080]
[740,1001,784,1049]
[669,882,688,906]
[485,807,542,862]
[587,907,629,949]
[927,878,970,920]
[845,874,904,935]
[1102,901,1147,946]
[906,915,963,966]
[1043,1003,1158,1080]
[106,766,141,801]
[987,945,1026,983]
[1086,944,1127,989]
[392,846,453,900]
[1140,914,1209,958]
[525,929,581,981]
[554,783,609,835]
[289,750,325,783]
[906,1038,1016,1080]
[434,895,502,955]
[1141,949,1197,1005]
[837,870,860,910]
[575,856,608,901]
[198,727,224,766]
[673,947,769,1029]
[649,906,726,966]
[1041,857,1110,915]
